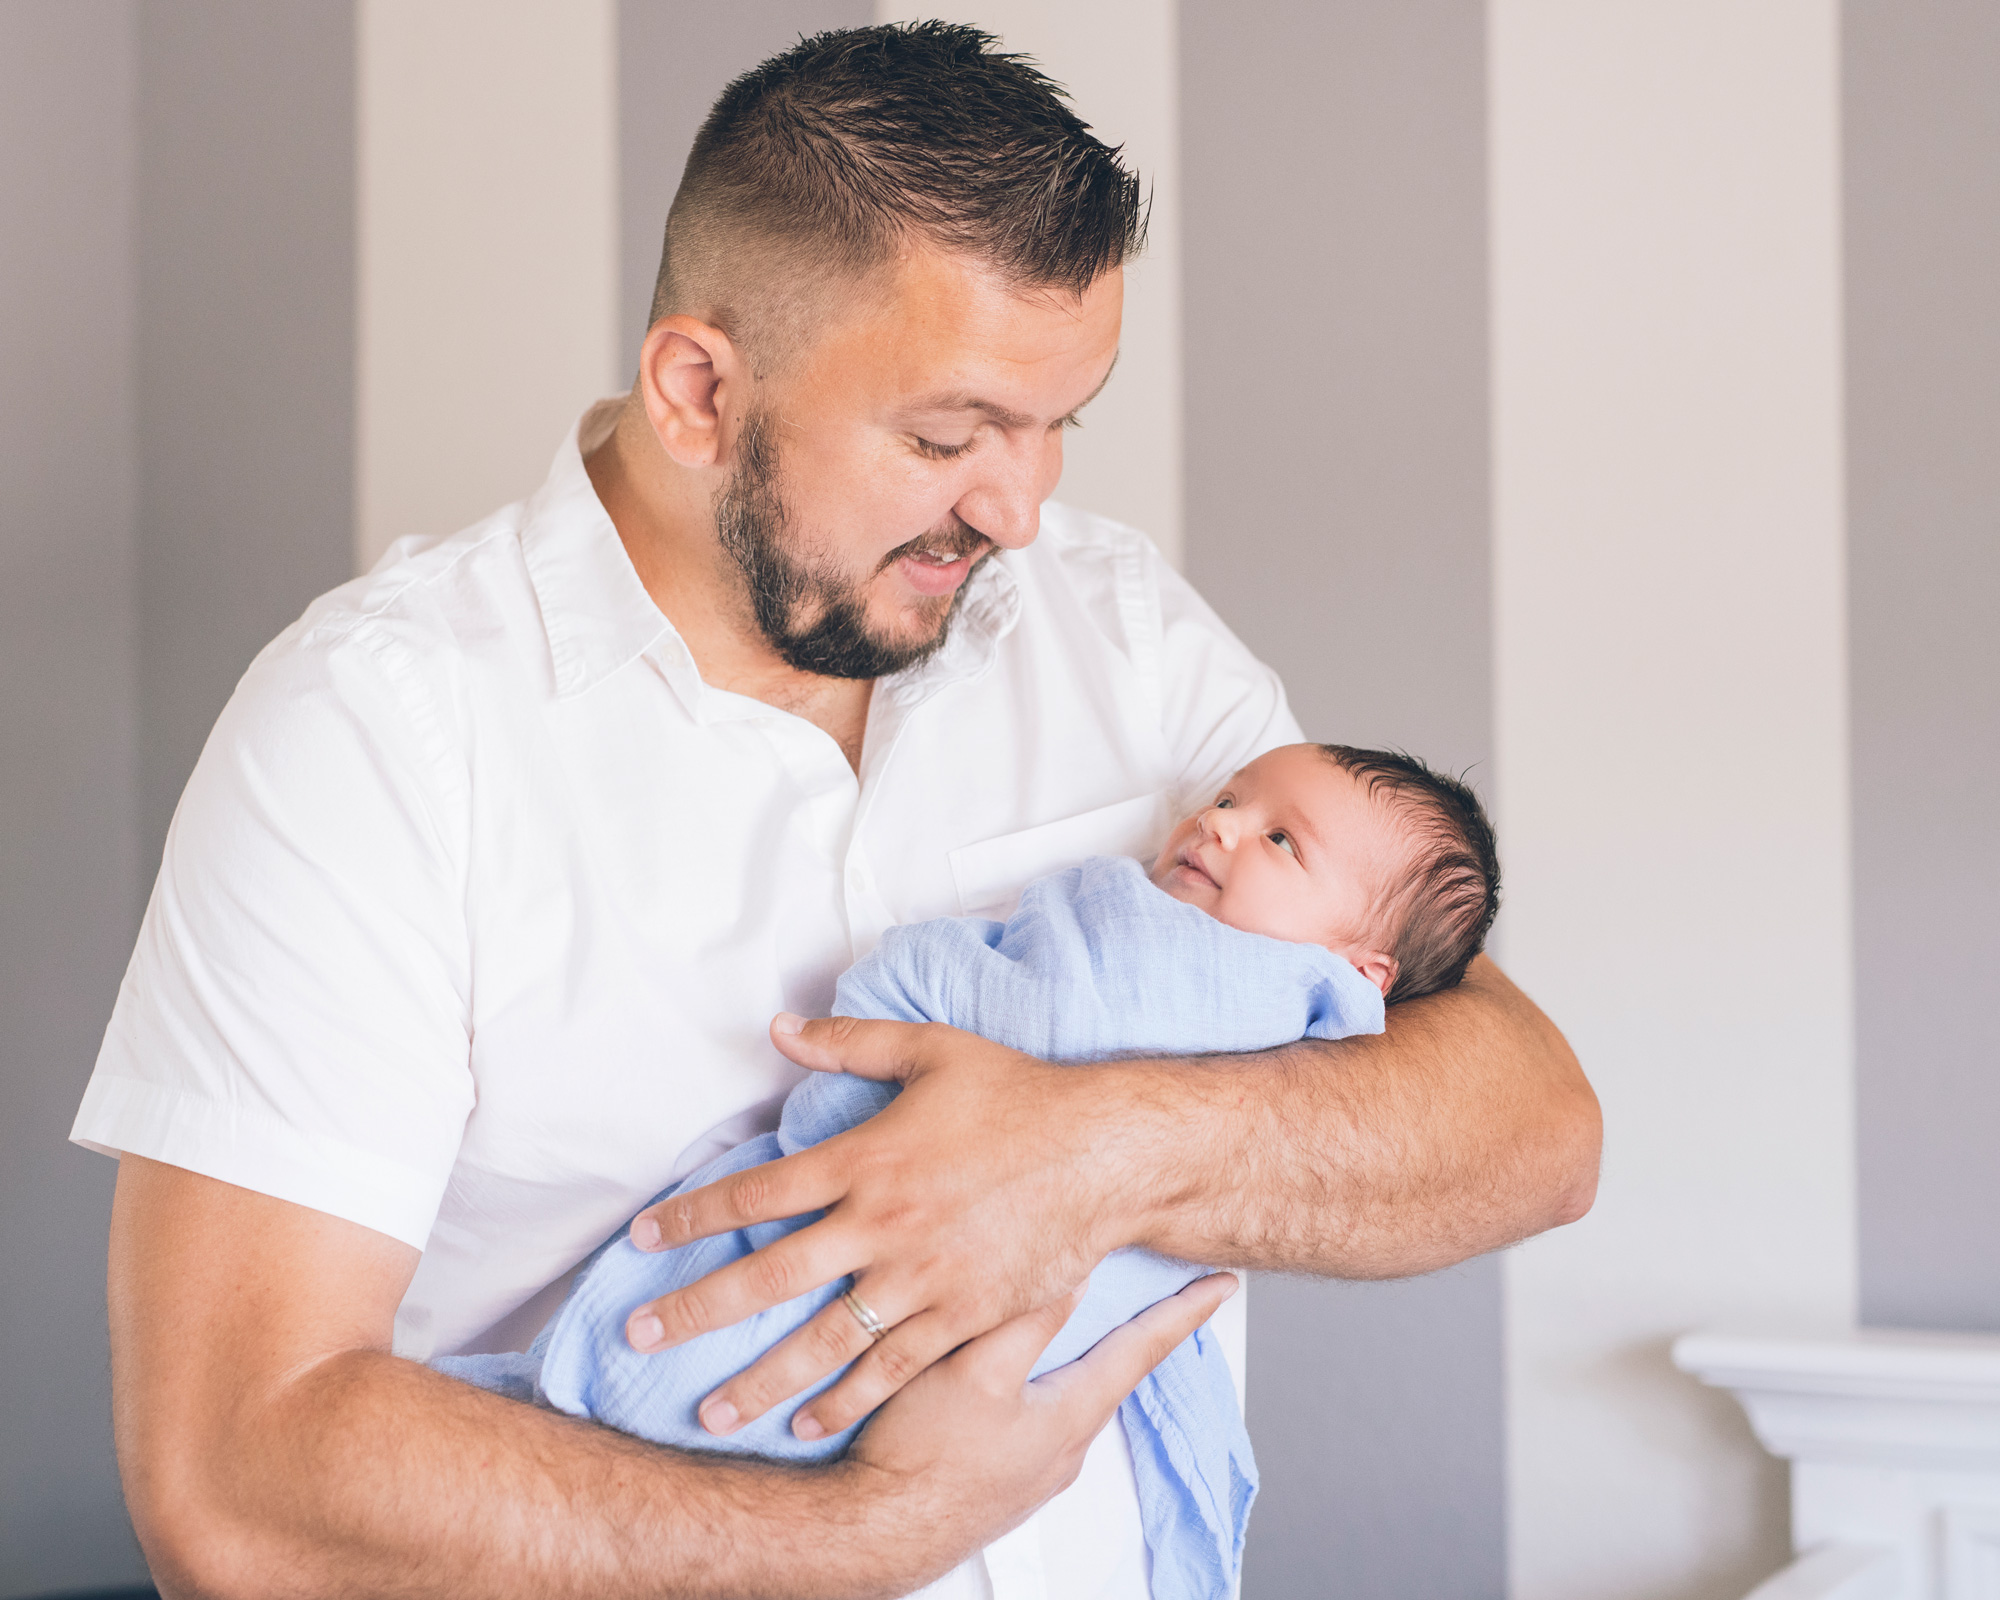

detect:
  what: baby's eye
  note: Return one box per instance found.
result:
[1269,831,1296,857]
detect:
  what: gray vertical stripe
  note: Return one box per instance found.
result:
[136,0,356,874]
[1846,0,2000,1332]
[618,0,872,371]
[0,6,358,1588]
[0,5,148,1590]
[1181,3,1505,1594]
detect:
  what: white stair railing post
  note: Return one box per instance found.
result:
[1675,1330,2000,1600]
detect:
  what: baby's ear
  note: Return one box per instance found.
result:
[1350,950,1397,1000]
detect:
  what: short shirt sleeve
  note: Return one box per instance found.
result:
[1149,545,1306,809]
[72,612,475,1249]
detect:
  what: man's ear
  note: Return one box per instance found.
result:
[1351,950,1397,1000]
[637,315,741,469]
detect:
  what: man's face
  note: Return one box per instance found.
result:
[716,248,1123,678]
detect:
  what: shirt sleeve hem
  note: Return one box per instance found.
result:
[70,1074,445,1251]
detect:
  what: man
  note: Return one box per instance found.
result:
[78,24,1597,1600]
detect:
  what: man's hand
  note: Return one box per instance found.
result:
[628,957,1598,1443]
[627,1018,1135,1443]
[850,1272,1242,1559]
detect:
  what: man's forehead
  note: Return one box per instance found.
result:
[850,251,1118,355]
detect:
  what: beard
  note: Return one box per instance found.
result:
[713,410,984,680]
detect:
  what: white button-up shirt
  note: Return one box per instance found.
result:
[75,400,1300,1599]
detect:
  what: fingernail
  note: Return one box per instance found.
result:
[630,1215,662,1250]
[793,1412,825,1441]
[772,1011,805,1036]
[628,1314,664,1350]
[701,1400,739,1435]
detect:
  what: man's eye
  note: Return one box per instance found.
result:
[915,436,975,461]
[1269,831,1296,857]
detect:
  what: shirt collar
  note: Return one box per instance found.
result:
[519,399,1026,707]
[877,552,1023,710]
[519,399,674,700]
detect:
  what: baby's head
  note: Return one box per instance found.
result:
[1150,743,1499,1004]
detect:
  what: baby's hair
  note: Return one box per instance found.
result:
[1316,745,1501,1005]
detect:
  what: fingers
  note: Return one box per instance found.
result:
[943,1285,1091,1395]
[767,1013,956,1082]
[788,1306,960,1439]
[1032,1274,1238,1416]
[628,1149,840,1253]
[625,1221,856,1352]
[694,1286,934,1437]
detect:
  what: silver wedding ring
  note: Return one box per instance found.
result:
[842,1287,890,1343]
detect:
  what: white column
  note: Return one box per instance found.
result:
[874,1,1183,569]
[1491,3,1854,1597]
[356,0,620,572]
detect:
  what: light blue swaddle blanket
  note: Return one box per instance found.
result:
[437,854,1384,1600]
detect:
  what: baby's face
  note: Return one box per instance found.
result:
[1149,744,1404,996]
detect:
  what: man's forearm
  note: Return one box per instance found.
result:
[1108,956,1600,1278]
[111,1157,977,1600]
[134,1344,914,1600]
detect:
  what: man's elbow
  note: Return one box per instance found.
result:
[124,1457,274,1600]
[1544,1078,1603,1229]
[1550,1156,1600,1229]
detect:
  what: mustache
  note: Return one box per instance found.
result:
[876,518,992,574]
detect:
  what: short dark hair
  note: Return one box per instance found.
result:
[649,21,1146,358]
[1318,745,1501,1005]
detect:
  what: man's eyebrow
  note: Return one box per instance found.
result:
[904,393,1039,429]
[1064,352,1128,418]
[904,354,1120,432]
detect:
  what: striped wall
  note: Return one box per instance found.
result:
[1180,6,1505,1595]
[355,0,620,572]
[1491,6,1853,1596]
[1845,0,2000,1338]
[4,5,1997,1596]
[137,0,357,887]
[1,6,143,1591]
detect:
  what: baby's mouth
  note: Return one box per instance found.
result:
[1175,847,1220,891]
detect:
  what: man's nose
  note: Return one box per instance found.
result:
[954,435,1053,550]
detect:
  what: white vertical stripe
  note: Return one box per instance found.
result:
[1492,3,1854,1596]
[356,0,619,573]
[873,1,1184,571]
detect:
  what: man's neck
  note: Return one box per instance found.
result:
[583,401,873,771]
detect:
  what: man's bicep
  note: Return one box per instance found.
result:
[110,1156,419,1467]
[109,1157,426,1591]
[1342,955,1599,1237]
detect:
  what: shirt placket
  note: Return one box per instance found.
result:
[665,649,866,940]
[843,567,1022,954]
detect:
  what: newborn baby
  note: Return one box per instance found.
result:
[437,742,1499,1600]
